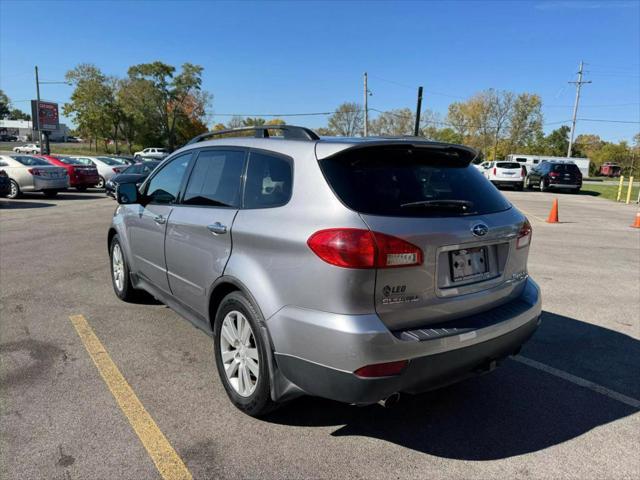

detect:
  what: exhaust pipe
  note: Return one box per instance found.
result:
[378,392,401,408]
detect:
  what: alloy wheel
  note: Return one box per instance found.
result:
[111,243,124,292]
[219,310,259,397]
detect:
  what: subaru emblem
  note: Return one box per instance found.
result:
[471,223,489,237]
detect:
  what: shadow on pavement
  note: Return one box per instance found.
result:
[264,311,639,460]
[0,200,55,209]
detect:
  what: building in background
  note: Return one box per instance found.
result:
[0,119,71,142]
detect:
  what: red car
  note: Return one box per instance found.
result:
[39,155,100,191]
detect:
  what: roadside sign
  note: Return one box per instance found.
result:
[31,100,60,131]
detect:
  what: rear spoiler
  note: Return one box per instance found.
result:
[315,140,478,166]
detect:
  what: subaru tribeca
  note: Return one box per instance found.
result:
[108,126,541,416]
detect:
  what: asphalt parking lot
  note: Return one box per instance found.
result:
[1,189,639,480]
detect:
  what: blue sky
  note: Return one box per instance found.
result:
[1,0,638,142]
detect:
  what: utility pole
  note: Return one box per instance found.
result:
[363,72,368,137]
[35,65,43,150]
[414,86,423,136]
[567,60,591,158]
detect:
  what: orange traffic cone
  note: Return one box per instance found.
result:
[546,198,559,223]
[631,212,640,229]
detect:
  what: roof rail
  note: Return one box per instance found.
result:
[186,125,320,145]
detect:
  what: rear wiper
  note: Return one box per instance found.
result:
[400,199,474,211]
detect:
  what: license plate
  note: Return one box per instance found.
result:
[450,247,488,282]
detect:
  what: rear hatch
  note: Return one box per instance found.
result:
[549,163,582,185]
[318,143,531,331]
[495,161,524,180]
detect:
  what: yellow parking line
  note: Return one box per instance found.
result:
[69,314,192,480]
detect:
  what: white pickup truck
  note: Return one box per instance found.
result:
[133,147,169,160]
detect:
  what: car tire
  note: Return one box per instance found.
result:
[540,178,549,192]
[109,234,140,302]
[96,176,105,189]
[213,291,277,417]
[7,180,20,199]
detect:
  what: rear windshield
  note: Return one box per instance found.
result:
[319,146,511,217]
[10,155,50,166]
[96,156,126,166]
[55,156,84,165]
[496,162,521,169]
[552,163,581,174]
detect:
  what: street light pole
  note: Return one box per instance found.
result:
[363,72,369,137]
[35,66,43,150]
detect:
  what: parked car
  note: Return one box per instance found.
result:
[525,160,582,193]
[108,125,541,417]
[482,161,526,190]
[0,154,69,198]
[41,155,100,191]
[0,134,18,142]
[133,147,169,161]
[0,169,10,197]
[13,143,41,154]
[66,136,82,143]
[70,156,128,188]
[105,160,160,198]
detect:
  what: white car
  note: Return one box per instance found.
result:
[70,156,129,188]
[13,144,41,154]
[133,147,169,160]
[0,154,69,198]
[480,161,526,190]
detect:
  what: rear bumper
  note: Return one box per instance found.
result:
[268,278,541,404]
[33,177,69,191]
[548,183,581,189]
[491,179,523,186]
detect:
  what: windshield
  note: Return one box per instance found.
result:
[11,155,51,166]
[124,162,158,174]
[96,156,126,166]
[320,146,511,217]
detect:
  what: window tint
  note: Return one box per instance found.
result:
[552,163,581,174]
[55,156,84,165]
[97,156,125,166]
[516,158,527,163]
[146,153,192,204]
[125,163,144,174]
[320,146,511,217]
[244,152,293,208]
[183,150,244,207]
[496,162,521,169]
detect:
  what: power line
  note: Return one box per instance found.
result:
[578,118,640,124]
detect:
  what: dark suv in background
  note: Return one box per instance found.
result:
[525,160,582,193]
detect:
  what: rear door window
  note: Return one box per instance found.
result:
[182,149,245,207]
[243,151,293,208]
[552,164,581,174]
[319,146,510,217]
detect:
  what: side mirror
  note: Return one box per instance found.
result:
[116,183,140,205]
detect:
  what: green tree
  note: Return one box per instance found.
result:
[539,126,571,156]
[328,102,363,136]
[0,90,10,119]
[369,108,414,136]
[127,61,206,150]
[8,109,31,121]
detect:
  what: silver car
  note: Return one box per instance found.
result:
[71,156,128,188]
[0,154,69,198]
[108,126,541,416]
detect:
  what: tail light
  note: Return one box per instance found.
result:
[307,228,423,269]
[516,219,532,249]
[113,167,122,173]
[493,167,497,176]
[27,168,42,176]
[354,360,408,378]
[521,167,526,177]
[549,172,559,179]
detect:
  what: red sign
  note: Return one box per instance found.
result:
[31,100,60,131]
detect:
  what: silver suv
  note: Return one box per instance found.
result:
[109,126,541,416]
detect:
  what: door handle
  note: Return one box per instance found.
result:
[207,222,227,235]
[153,215,166,225]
